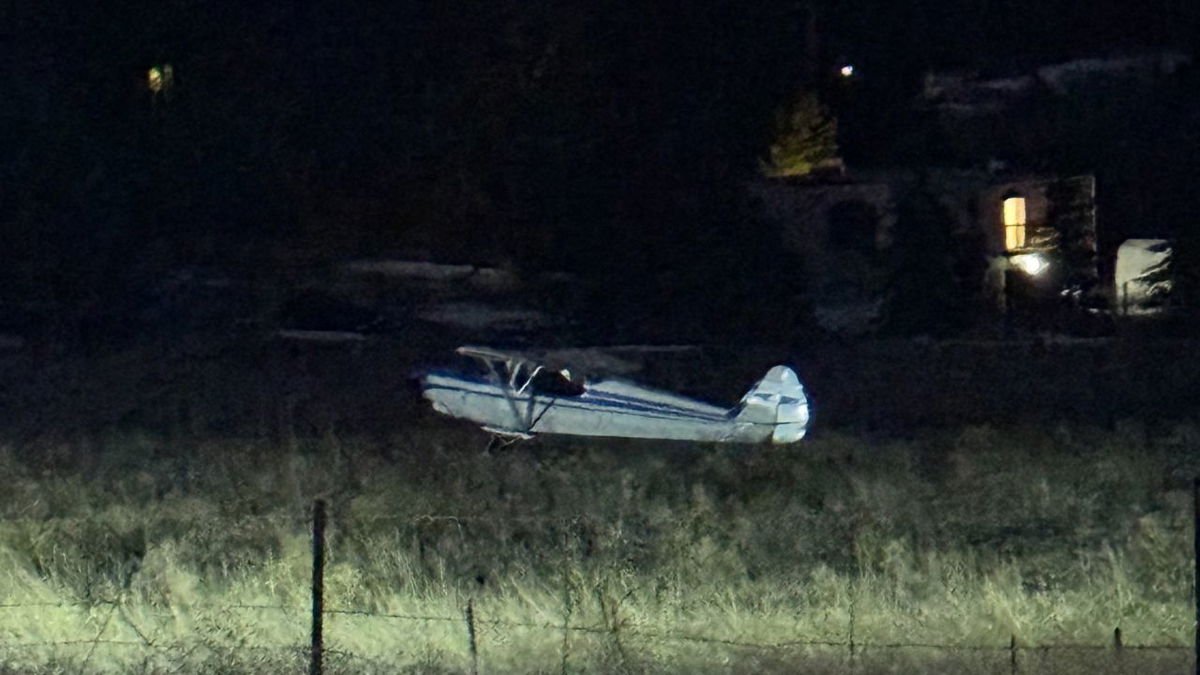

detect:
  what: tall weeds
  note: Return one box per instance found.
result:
[0,423,1195,672]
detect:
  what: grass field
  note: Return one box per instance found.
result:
[0,421,1197,673]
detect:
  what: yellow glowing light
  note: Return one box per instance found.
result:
[840,65,854,77]
[1005,225,1025,250]
[148,64,174,95]
[1003,197,1026,226]
[1003,196,1026,250]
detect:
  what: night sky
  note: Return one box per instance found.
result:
[3,0,1199,344]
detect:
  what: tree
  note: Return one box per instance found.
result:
[760,92,839,178]
[1045,176,1100,309]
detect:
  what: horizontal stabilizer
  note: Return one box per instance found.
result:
[734,365,809,443]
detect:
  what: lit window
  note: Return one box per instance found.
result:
[148,64,174,95]
[1003,196,1026,250]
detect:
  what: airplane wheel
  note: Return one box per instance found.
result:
[483,436,501,456]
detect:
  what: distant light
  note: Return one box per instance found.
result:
[840,65,855,78]
[1011,253,1049,276]
[148,64,174,95]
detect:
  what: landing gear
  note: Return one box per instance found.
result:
[483,434,525,456]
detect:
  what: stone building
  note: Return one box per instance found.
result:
[750,168,1099,332]
[744,52,1188,332]
[748,173,894,333]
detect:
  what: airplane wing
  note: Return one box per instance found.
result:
[455,345,636,380]
[455,345,524,363]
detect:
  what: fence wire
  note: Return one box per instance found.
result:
[0,597,1186,652]
[0,505,1194,673]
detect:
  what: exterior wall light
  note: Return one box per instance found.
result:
[1011,253,1048,276]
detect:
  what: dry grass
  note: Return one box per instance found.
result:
[0,421,1196,673]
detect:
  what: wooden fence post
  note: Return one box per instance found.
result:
[465,598,479,675]
[310,499,327,675]
[847,582,856,673]
[1113,626,1122,671]
[1194,478,1200,675]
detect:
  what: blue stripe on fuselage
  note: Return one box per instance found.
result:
[421,371,734,420]
[421,375,737,424]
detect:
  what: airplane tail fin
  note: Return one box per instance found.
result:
[734,365,810,443]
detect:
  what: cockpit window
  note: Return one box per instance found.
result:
[457,356,495,379]
[531,369,586,397]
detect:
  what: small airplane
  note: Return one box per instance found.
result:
[419,346,810,444]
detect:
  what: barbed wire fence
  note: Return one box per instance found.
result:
[1,493,1198,674]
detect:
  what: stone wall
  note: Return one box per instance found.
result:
[751,170,1100,326]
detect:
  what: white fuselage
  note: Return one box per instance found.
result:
[421,372,778,443]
